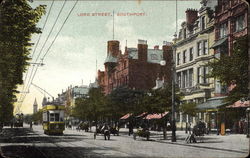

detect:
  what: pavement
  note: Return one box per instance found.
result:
[0,124,249,158]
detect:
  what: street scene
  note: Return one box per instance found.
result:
[0,0,250,158]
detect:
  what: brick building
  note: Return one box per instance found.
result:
[98,40,173,95]
[212,0,248,56]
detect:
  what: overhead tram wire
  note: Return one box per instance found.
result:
[18,0,79,111]
[18,0,55,104]
[16,0,67,113]
[22,0,67,98]
[17,0,67,110]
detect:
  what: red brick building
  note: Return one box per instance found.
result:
[212,0,248,55]
[98,40,173,95]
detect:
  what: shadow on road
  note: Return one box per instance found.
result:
[0,128,127,158]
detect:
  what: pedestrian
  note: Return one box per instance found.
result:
[30,121,33,130]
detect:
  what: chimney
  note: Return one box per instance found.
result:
[107,40,120,57]
[137,39,148,62]
[154,45,159,50]
[185,8,198,26]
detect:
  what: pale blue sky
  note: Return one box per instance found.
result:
[17,0,201,114]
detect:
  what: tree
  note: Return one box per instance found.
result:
[107,86,145,120]
[73,87,107,128]
[141,83,183,139]
[207,36,249,103]
[0,0,46,123]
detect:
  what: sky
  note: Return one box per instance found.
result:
[14,0,201,114]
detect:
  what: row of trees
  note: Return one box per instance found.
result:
[72,36,248,131]
[0,0,46,123]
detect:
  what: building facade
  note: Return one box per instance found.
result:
[98,40,173,95]
[212,0,248,56]
[173,1,218,129]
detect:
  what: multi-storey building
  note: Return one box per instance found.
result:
[98,40,173,95]
[173,1,218,129]
[212,0,248,56]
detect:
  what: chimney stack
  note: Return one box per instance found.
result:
[107,40,120,57]
[154,45,159,50]
[137,39,148,62]
[185,8,198,26]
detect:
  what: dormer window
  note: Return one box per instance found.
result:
[201,16,205,30]
[183,28,187,39]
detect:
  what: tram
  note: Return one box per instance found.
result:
[14,113,24,127]
[42,103,65,135]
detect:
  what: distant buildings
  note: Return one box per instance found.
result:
[33,98,38,114]
[98,40,173,95]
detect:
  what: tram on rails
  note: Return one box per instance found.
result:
[14,113,24,127]
[42,102,65,135]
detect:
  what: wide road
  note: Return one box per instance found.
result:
[0,125,248,158]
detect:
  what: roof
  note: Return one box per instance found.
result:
[104,52,118,63]
[72,86,89,95]
[210,37,228,49]
[143,112,169,120]
[227,100,250,108]
[120,113,132,120]
[197,96,228,110]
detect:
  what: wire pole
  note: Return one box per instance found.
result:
[171,0,178,142]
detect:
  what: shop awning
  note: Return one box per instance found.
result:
[143,112,169,120]
[226,100,250,108]
[136,112,147,118]
[197,96,228,110]
[120,113,132,120]
[210,37,228,49]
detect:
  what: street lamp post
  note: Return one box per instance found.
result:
[246,107,250,138]
[171,33,177,142]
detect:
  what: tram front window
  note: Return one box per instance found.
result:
[49,113,60,122]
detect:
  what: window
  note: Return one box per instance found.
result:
[182,71,187,88]
[189,47,193,61]
[49,113,60,122]
[197,42,202,56]
[219,23,228,38]
[188,69,193,87]
[203,67,209,83]
[235,15,245,32]
[183,50,187,63]
[201,16,205,30]
[183,28,187,39]
[203,40,208,55]
[177,53,181,65]
[151,54,158,60]
[177,72,181,88]
[197,67,202,84]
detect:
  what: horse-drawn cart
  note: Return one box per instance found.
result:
[133,128,150,141]
[94,125,111,140]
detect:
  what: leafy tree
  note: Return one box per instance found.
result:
[107,86,144,120]
[0,0,46,123]
[141,83,182,139]
[32,109,43,124]
[207,36,249,103]
[73,87,107,128]
[179,102,197,117]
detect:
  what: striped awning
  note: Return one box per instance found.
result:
[120,113,132,120]
[227,100,250,108]
[143,112,169,120]
[136,112,147,118]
